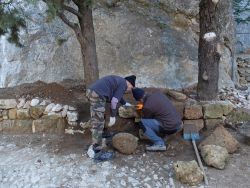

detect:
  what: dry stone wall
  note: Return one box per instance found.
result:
[0,98,79,134]
[1,88,250,135]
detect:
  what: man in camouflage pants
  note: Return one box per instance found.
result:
[86,75,136,161]
[86,89,106,148]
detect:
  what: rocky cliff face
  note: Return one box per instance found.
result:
[0,0,235,89]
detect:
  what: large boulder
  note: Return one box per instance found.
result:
[204,118,224,131]
[184,103,203,120]
[173,160,203,186]
[200,145,229,169]
[198,126,240,153]
[183,119,204,131]
[112,133,138,154]
[32,118,66,134]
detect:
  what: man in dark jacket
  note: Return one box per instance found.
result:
[86,75,136,160]
[132,88,183,151]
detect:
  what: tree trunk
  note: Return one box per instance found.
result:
[197,0,220,100]
[78,4,99,87]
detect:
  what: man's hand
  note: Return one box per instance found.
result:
[124,102,132,107]
[108,117,116,127]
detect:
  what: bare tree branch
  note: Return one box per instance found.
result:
[58,12,76,29]
[58,11,84,48]
[63,4,82,18]
[72,0,81,6]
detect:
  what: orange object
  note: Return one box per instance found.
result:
[136,102,143,110]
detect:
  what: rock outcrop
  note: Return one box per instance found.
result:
[0,0,235,89]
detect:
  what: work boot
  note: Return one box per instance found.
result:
[146,144,167,151]
[87,144,114,162]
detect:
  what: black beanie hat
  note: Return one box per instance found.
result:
[132,88,145,101]
[124,75,136,87]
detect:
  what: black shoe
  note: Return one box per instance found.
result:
[94,150,114,162]
[87,144,114,162]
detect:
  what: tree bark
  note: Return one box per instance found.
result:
[197,0,220,100]
[77,3,99,87]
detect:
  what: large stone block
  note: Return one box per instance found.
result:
[32,118,66,134]
[8,108,17,119]
[198,126,240,153]
[204,118,224,131]
[0,99,17,109]
[0,120,32,134]
[203,101,234,119]
[184,104,203,120]
[30,106,45,119]
[183,119,204,131]
[16,109,30,119]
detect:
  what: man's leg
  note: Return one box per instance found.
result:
[86,90,114,161]
[141,119,166,151]
[90,100,105,147]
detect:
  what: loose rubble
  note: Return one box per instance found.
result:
[219,86,250,109]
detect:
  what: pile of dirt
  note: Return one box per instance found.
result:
[0,79,87,106]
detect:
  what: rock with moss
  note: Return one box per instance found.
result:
[174,160,203,186]
[200,145,229,169]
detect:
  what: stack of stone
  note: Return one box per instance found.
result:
[0,98,79,134]
[237,57,250,85]
[183,99,235,132]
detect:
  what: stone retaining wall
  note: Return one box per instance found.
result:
[119,92,238,134]
[0,92,246,134]
[0,98,78,134]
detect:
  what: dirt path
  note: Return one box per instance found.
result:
[0,130,249,188]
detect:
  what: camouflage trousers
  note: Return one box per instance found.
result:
[86,89,106,146]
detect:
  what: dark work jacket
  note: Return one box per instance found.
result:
[89,75,127,116]
[142,92,182,131]
[89,75,127,104]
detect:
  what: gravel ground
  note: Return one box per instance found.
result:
[0,131,250,188]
